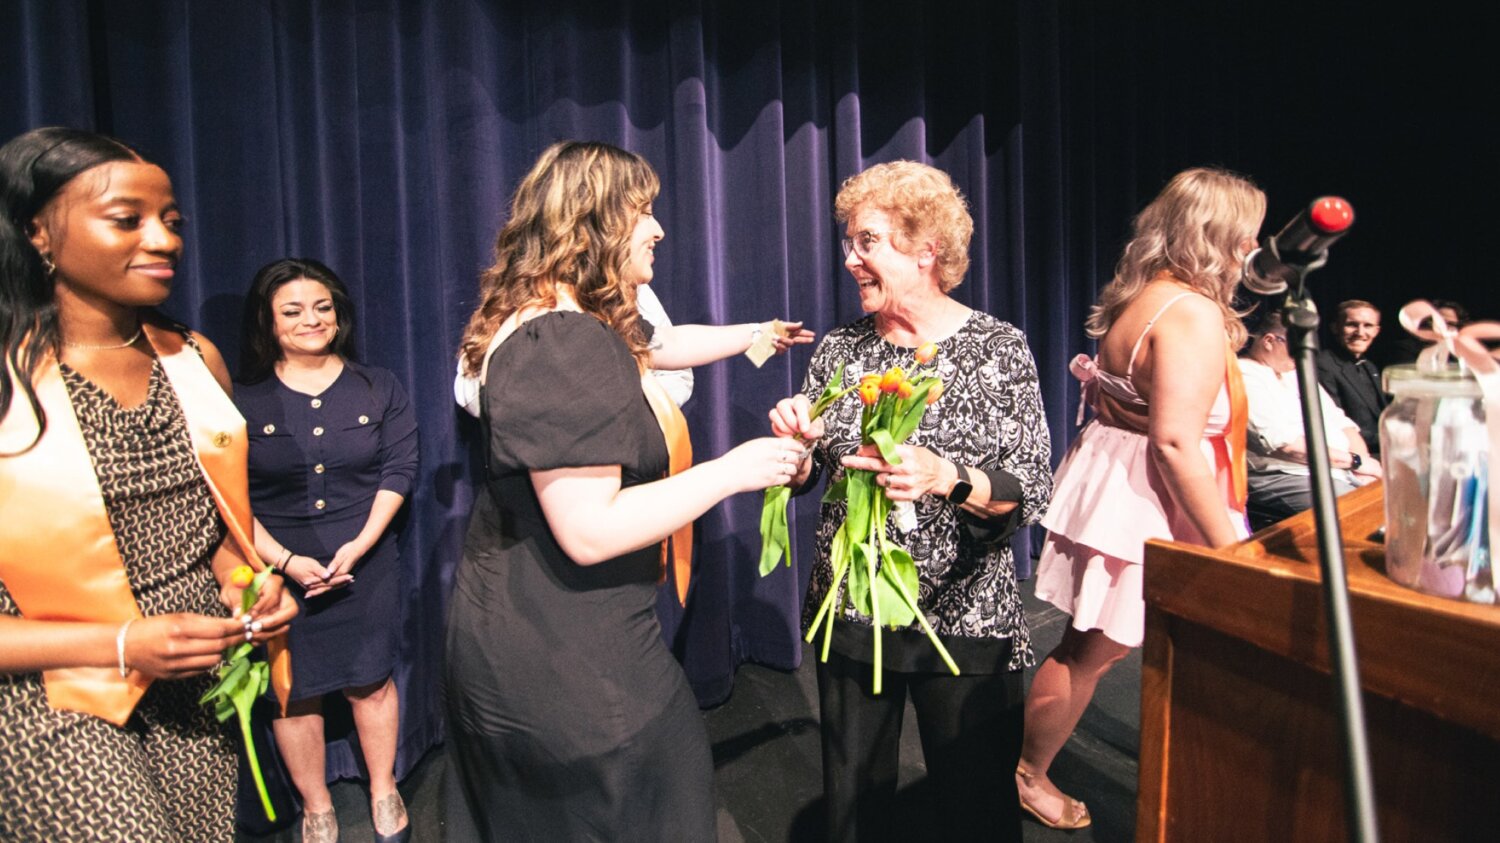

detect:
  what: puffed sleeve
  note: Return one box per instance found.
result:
[484,312,643,471]
[375,367,420,497]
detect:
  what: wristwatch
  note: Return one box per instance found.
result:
[1350,453,1363,471]
[946,463,973,505]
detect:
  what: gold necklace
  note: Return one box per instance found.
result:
[61,325,143,350]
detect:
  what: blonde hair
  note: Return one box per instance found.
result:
[1336,299,1379,322]
[1086,167,1266,349]
[458,141,660,376]
[834,161,973,291]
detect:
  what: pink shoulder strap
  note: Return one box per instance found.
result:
[1125,292,1195,378]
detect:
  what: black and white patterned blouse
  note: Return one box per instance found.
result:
[798,311,1052,671]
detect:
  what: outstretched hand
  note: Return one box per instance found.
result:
[770,320,816,354]
[769,393,825,442]
[720,436,811,494]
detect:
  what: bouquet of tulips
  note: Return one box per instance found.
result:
[759,343,958,693]
[200,565,277,822]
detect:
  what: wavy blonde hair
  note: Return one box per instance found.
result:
[834,160,973,291]
[458,141,660,376]
[1086,167,1265,349]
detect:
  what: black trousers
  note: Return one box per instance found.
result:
[815,639,1024,843]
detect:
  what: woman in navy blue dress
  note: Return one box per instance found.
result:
[234,258,418,843]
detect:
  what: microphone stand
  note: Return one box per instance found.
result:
[1280,262,1381,843]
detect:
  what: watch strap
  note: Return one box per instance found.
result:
[947,463,973,505]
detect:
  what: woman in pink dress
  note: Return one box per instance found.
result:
[1015,167,1265,829]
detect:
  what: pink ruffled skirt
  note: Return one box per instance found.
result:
[1034,421,1246,647]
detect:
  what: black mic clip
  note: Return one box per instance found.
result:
[1241,236,1329,296]
[1241,196,1353,296]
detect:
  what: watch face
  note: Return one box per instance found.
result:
[948,480,973,505]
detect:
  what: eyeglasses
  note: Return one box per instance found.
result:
[840,229,892,259]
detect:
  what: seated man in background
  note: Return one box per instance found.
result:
[1315,299,1387,457]
[1242,309,1382,531]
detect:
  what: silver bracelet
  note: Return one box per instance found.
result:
[116,617,137,678]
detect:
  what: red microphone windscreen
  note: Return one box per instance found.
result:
[1309,197,1354,233]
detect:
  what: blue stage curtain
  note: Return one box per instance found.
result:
[3,0,1494,831]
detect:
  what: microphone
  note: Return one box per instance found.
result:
[1241,196,1355,295]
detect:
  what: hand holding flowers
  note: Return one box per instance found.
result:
[760,363,857,574]
[201,564,287,822]
[759,343,958,693]
[842,441,958,502]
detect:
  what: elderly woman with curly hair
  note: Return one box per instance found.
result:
[771,161,1053,842]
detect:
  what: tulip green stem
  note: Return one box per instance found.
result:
[237,692,276,821]
[806,529,847,649]
[884,565,959,677]
[869,496,882,696]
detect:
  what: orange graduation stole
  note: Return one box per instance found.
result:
[1221,339,1250,512]
[640,374,694,605]
[0,324,290,725]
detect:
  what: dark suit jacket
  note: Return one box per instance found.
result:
[1315,346,1387,456]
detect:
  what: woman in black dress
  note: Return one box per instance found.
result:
[447,140,806,841]
[236,258,419,843]
[0,127,296,842]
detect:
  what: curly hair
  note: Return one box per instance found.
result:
[834,160,973,292]
[1086,167,1265,349]
[458,141,660,376]
[1,127,147,454]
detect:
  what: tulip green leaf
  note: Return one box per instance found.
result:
[869,429,902,465]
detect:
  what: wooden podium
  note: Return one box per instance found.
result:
[1138,481,1500,841]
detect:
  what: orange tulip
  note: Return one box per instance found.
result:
[926,382,945,404]
[915,342,938,364]
[897,380,915,399]
[229,565,256,588]
[879,367,904,394]
[858,380,881,406]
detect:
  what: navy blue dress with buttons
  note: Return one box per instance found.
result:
[235,362,419,700]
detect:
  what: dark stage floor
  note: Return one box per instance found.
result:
[240,590,1140,842]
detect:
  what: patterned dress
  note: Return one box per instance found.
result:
[0,359,237,842]
[799,312,1053,671]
